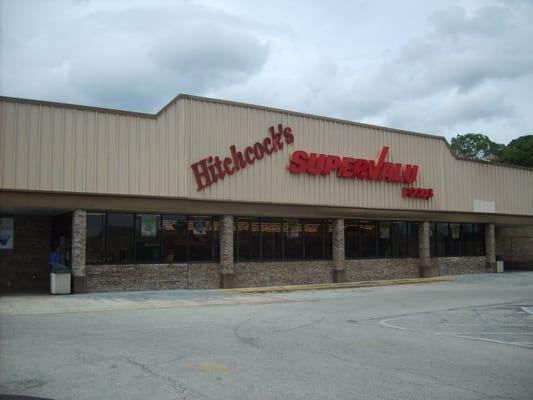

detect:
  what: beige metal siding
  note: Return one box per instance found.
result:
[184,98,533,216]
[0,99,186,198]
[1,96,532,216]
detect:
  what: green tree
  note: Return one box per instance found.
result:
[498,135,533,168]
[450,133,505,160]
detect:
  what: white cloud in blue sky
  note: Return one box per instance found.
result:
[1,0,532,144]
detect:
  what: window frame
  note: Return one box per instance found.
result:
[233,217,333,262]
[346,220,419,260]
[86,212,220,265]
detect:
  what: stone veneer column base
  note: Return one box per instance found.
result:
[221,272,235,289]
[333,269,346,283]
[419,265,438,278]
[487,262,497,273]
[72,276,87,294]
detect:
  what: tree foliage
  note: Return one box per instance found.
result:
[450,133,505,161]
[498,135,533,168]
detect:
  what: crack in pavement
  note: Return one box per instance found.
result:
[125,357,201,400]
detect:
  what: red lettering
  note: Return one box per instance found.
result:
[378,162,394,181]
[401,164,418,184]
[369,146,389,180]
[253,142,265,160]
[213,156,225,180]
[263,137,273,155]
[192,124,294,189]
[391,163,402,182]
[402,186,434,199]
[322,155,342,175]
[244,146,255,164]
[191,158,212,191]
[269,126,283,151]
[230,145,246,171]
[283,127,294,144]
[355,159,371,179]
[338,157,356,178]
[223,157,234,175]
[307,153,326,175]
[288,151,309,174]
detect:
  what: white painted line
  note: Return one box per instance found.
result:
[452,334,533,349]
[433,332,533,335]
[379,318,407,331]
[521,306,533,315]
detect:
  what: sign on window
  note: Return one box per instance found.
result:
[0,218,14,249]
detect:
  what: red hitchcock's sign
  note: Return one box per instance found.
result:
[287,146,434,199]
[191,124,294,191]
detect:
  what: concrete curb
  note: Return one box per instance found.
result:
[222,276,450,293]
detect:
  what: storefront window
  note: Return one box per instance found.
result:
[391,222,408,257]
[162,215,187,262]
[324,220,333,259]
[345,220,360,258]
[135,214,161,262]
[106,213,134,264]
[448,223,461,256]
[236,217,260,260]
[407,222,419,257]
[430,222,485,257]
[462,224,474,256]
[260,218,283,260]
[212,218,220,261]
[188,216,215,261]
[349,220,418,259]
[378,222,392,257]
[435,223,448,257]
[303,220,323,259]
[283,219,303,259]
[474,224,486,256]
[360,221,377,257]
[86,213,105,264]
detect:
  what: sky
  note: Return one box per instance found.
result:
[1,0,532,144]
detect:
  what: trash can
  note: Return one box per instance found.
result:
[496,260,504,273]
[495,255,504,273]
[50,263,71,294]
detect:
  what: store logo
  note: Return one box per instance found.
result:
[287,146,434,199]
[191,124,294,191]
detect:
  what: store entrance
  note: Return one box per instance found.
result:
[0,211,72,293]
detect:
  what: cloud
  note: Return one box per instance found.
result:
[0,1,270,111]
[1,0,532,142]
[216,1,533,143]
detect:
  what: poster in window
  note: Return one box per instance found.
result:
[0,218,14,249]
[450,224,460,240]
[380,223,390,239]
[192,218,207,235]
[287,221,300,238]
[141,215,157,237]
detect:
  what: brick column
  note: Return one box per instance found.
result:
[71,209,87,293]
[220,215,234,288]
[485,223,496,273]
[332,218,346,283]
[418,222,433,277]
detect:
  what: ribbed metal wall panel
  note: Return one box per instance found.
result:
[0,99,180,198]
[183,98,533,216]
[1,97,532,216]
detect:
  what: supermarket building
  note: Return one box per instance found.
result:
[0,94,532,293]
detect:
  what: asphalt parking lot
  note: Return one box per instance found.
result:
[1,272,532,400]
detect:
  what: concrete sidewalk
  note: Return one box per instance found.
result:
[0,276,448,316]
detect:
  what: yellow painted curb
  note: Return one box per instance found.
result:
[223,276,450,293]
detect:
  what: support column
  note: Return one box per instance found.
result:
[485,223,496,273]
[332,218,346,283]
[71,209,87,293]
[418,222,432,278]
[220,215,234,288]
